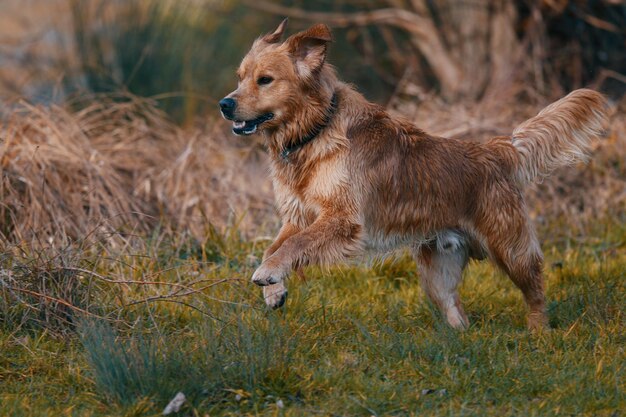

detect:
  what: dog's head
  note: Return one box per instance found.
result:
[219,19,332,136]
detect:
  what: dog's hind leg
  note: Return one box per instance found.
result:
[413,231,471,329]
[475,195,547,330]
[486,227,546,330]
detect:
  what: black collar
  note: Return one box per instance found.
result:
[280,92,339,160]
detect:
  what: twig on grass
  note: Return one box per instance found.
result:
[2,285,105,319]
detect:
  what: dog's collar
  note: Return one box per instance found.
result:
[280,92,339,160]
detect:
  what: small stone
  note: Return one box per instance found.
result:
[235,394,243,401]
[276,399,284,408]
[162,392,186,415]
[420,388,447,397]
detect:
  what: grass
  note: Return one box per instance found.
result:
[0,84,624,416]
[0,216,624,416]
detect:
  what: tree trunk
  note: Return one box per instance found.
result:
[244,0,523,102]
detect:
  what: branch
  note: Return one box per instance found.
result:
[5,286,104,318]
[241,0,462,99]
[241,0,431,38]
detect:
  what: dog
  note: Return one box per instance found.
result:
[219,19,608,330]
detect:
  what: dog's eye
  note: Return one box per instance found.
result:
[257,76,274,86]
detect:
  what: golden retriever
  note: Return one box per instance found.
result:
[219,19,608,329]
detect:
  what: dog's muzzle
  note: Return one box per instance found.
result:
[231,113,274,135]
[218,97,273,135]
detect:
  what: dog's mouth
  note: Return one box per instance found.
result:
[232,113,274,135]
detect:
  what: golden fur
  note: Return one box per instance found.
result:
[220,20,609,330]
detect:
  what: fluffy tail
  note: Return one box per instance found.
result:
[511,89,609,184]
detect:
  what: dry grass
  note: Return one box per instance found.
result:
[0,94,275,246]
[1,91,624,248]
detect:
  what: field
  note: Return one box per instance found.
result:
[1,1,625,414]
[0,97,624,417]
[1,215,624,416]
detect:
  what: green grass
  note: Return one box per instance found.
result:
[1,217,624,416]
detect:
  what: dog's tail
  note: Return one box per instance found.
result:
[511,89,609,184]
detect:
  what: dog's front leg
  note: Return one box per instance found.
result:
[260,223,300,309]
[263,222,301,260]
[252,214,362,289]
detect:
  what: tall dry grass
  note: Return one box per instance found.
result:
[0,94,275,246]
[0,92,624,248]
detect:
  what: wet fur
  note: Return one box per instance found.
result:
[223,21,609,329]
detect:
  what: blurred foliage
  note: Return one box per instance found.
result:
[71,0,261,122]
[57,0,626,123]
[69,0,408,123]
[519,0,626,95]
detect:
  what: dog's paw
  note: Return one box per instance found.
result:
[445,304,469,330]
[263,284,288,309]
[251,263,287,286]
[527,311,549,332]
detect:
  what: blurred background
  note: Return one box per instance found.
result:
[1,0,625,120]
[0,0,625,244]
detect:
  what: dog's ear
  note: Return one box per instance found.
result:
[286,23,332,76]
[262,18,289,44]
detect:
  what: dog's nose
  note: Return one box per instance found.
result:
[219,97,236,119]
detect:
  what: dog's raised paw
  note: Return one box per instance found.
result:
[263,284,288,309]
[251,264,284,286]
